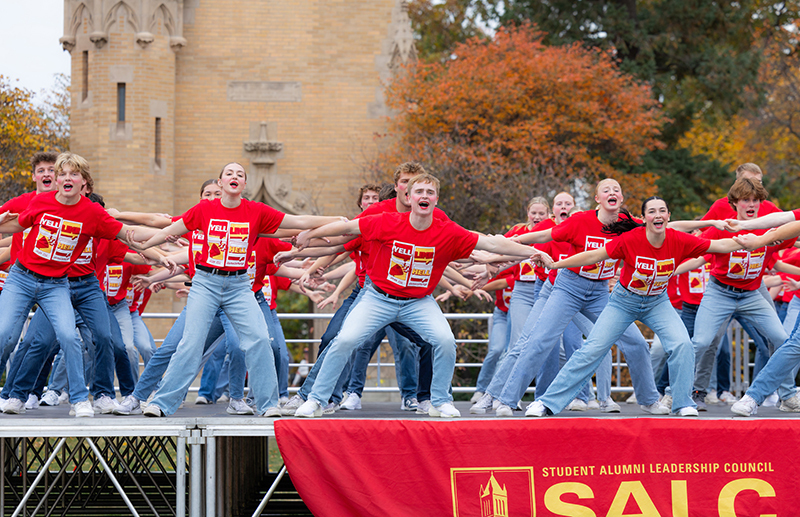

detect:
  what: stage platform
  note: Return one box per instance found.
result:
[2,400,798,516]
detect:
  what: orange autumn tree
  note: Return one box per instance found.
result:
[374,24,665,232]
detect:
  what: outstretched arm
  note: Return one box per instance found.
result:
[551,247,609,270]
[725,211,797,232]
[123,220,189,250]
[735,222,800,250]
[667,220,725,232]
[294,219,360,250]
[475,234,549,260]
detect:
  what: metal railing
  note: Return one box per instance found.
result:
[141,311,758,398]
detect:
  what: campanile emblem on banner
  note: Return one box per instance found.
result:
[450,467,535,517]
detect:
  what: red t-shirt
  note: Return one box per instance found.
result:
[343,236,367,287]
[778,247,800,301]
[128,285,152,314]
[180,198,285,272]
[701,197,781,220]
[679,261,710,306]
[262,275,292,310]
[0,261,9,290]
[17,192,123,277]
[606,227,711,296]
[549,210,625,281]
[541,237,572,285]
[666,275,682,309]
[359,212,479,298]
[792,208,800,220]
[507,219,555,283]
[703,227,796,291]
[248,238,292,292]
[492,270,516,313]
[0,191,36,265]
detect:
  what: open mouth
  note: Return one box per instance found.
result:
[418,200,430,209]
[230,181,239,188]
[607,197,618,206]
[559,210,569,220]
[63,183,74,192]
[653,220,664,229]
[746,209,756,217]
[42,178,52,187]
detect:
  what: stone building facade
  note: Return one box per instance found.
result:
[59,0,416,340]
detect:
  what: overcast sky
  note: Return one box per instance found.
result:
[0,0,71,101]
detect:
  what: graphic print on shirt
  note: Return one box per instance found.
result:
[74,238,93,265]
[191,230,205,266]
[688,264,709,294]
[125,286,135,304]
[105,265,124,297]
[262,276,273,306]
[629,257,675,295]
[387,241,436,288]
[0,270,7,289]
[247,251,257,289]
[206,220,249,268]
[519,259,538,281]
[34,214,83,262]
[727,249,765,281]
[579,236,617,280]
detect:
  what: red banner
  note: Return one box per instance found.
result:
[275,418,800,516]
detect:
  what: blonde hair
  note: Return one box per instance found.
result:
[595,178,621,195]
[55,152,94,191]
[527,196,550,213]
[735,163,763,180]
[406,173,440,196]
[393,162,426,183]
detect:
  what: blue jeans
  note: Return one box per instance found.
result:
[110,300,140,381]
[346,325,419,400]
[746,314,800,403]
[148,270,278,414]
[507,280,539,350]
[308,281,456,407]
[496,270,660,408]
[256,291,289,399]
[197,305,247,401]
[475,308,509,393]
[130,311,156,367]
[134,306,243,401]
[540,284,695,413]
[0,266,89,403]
[692,280,793,399]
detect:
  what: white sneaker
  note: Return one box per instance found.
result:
[295,399,323,418]
[93,395,119,414]
[469,393,494,414]
[719,391,738,404]
[323,402,339,415]
[278,396,289,406]
[704,391,720,405]
[675,406,699,417]
[143,404,164,417]
[339,392,349,406]
[195,395,210,405]
[40,391,60,406]
[227,398,255,415]
[72,400,94,418]
[525,400,548,417]
[731,394,758,417]
[58,391,70,404]
[599,398,621,413]
[763,392,779,407]
[280,395,305,416]
[3,398,25,414]
[25,394,39,410]
[262,406,281,417]
[114,395,141,415]
[429,402,460,418]
[639,401,669,415]
[779,393,800,412]
[567,398,588,411]
[587,399,600,410]
[495,403,514,417]
[415,400,432,415]
[470,391,485,404]
[216,394,229,404]
[660,394,672,410]
[341,393,361,410]
[401,397,418,411]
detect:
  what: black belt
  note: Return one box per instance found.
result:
[710,276,750,294]
[196,264,247,276]
[682,301,700,310]
[15,261,66,280]
[370,283,413,301]
[68,273,96,282]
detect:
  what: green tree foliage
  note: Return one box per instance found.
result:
[0,74,70,204]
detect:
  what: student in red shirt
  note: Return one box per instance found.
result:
[127,162,340,417]
[293,172,548,418]
[528,197,740,417]
[0,153,132,417]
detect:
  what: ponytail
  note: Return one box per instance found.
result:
[602,209,643,236]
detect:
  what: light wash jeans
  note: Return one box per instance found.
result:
[507,280,540,349]
[475,308,509,393]
[0,265,89,403]
[346,325,419,400]
[307,280,456,408]
[746,313,800,403]
[496,270,660,408]
[110,300,139,381]
[130,311,156,368]
[257,291,290,399]
[148,270,278,414]
[691,280,793,400]
[539,283,695,413]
